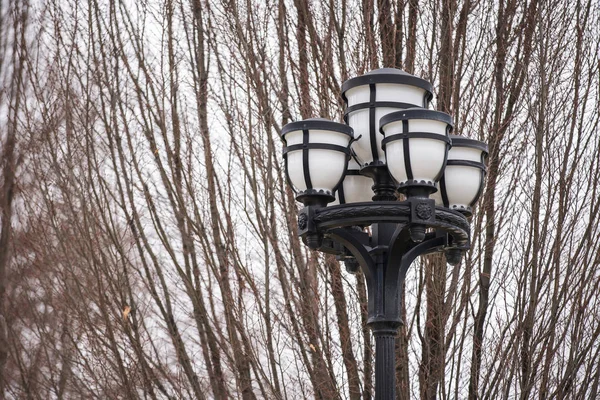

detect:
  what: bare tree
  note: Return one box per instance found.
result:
[1,0,599,399]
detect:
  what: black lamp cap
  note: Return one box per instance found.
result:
[379,108,454,134]
[450,135,489,154]
[281,118,354,142]
[342,68,434,101]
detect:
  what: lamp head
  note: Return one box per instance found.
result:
[432,135,489,214]
[342,68,433,167]
[281,118,354,207]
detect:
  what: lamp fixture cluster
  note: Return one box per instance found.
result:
[279,68,489,399]
[281,68,488,214]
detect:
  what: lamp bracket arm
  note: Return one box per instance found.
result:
[397,235,448,284]
[326,228,375,281]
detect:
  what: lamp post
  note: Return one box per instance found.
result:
[281,68,488,400]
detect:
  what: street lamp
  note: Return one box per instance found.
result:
[281,68,488,399]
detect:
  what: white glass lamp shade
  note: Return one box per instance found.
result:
[341,68,433,166]
[379,109,452,194]
[282,118,354,205]
[436,135,488,213]
[332,158,375,204]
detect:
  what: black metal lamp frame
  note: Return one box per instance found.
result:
[438,135,489,215]
[296,180,470,399]
[284,69,481,400]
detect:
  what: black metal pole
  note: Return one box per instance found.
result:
[371,323,399,399]
[368,222,403,400]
